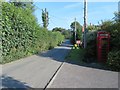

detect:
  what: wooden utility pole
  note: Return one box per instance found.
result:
[84,0,87,48]
[75,18,76,43]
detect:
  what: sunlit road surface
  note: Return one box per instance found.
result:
[1,39,119,89]
[1,40,71,88]
[48,62,119,88]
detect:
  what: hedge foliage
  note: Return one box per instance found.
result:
[100,17,120,71]
[1,2,64,64]
[83,31,97,63]
[107,50,120,71]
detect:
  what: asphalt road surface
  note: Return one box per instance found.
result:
[1,40,119,89]
[48,63,119,88]
[1,40,71,89]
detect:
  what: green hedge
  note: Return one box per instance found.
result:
[107,50,120,71]
[1,2,64,64]
[83,31,97,63]
[106,22,120,71]
[100,19,120,71]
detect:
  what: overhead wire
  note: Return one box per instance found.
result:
[49,19,58,27]
[35,5,70,24]
[35,4,83,28]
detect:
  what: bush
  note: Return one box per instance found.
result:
[1,2,64,64]
[100,20,120,71]
[100,20,120,50]
[70,35,75,44]
[83,31,97,63]
[107,50,120,71]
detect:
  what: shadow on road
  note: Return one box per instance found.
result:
[1,75,32,89]
[61,41,73,47]
[37,40,72,62]
[66,60,111,71]
[37,40,113,71]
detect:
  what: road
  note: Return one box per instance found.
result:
[1,40,119,89]
[48,63,118,88]
[1,40,71,89]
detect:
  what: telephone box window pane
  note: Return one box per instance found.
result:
[100,34,108,36]
[101,38,108,47]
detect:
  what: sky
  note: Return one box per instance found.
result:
[33,2,119,30]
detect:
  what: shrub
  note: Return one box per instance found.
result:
[100,20,120,71]
[70,35,75,44]
[83,31,97,63]
[107,50,120,71]
[1,2,64,64]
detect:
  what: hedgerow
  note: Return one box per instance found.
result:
[107,50,120,71]
[1,2,64,64]
[100,16,120,71]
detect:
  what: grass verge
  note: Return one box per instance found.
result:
[66,48,86,65]
[66,48,112,71]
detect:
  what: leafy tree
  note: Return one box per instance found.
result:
[70,21,82,30]
[42,8,49,29]
[70,21,82,43]
[113,12,120,22]
[62,30,71,39]
[100,20,113,30]
[97,12,120,71]
[52,27,65,33]
[87,24,99,31]
[52,27,70,39]
[1,2,64,64]
[10,0,33,7]
[9,0,35,13]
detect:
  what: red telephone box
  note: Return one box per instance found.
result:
[97,31,110,62]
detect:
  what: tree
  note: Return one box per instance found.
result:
[114,12,120,22]
[87,24,99,31]
[52,27,65,33]
[42,8,49,29]
[1,2,64,64]
[62,30,71,39]
[70,21,82,31]
[102,12,120,71]
[52,27,70,39]
[10,0,35,13]
[10,0,33,7]
[70,21,82,43]
[100,20,113,31]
